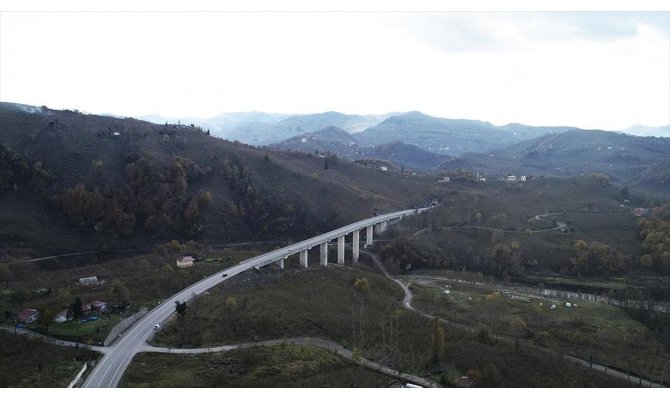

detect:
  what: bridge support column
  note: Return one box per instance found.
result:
[337,236,345,264]
[352,230,360,262]
[276,259,284,269]
[375,220,388,234]
[300,250,308,268]
[320,242,328,266]
[366,225,373,246]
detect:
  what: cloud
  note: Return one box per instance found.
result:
[395,12,669,53]
[0,11,667,129]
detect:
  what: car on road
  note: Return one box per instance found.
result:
[222,273,228,278]
[154,323,161,330]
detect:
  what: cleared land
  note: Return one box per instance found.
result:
[409,276,670,384]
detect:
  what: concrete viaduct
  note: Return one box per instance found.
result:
[269,209,415,270]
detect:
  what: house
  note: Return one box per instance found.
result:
[380,166,388,172]
[479,177,486,182]
[79,276,99,286]
[300,137,307,143]
[84,300,108,314]
[18,308,39,324]
[520,175,527,181]
[176,256,195,268]
[437,176,450,183]
[506,175,517,182]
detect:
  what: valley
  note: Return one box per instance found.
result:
[1,103,669,388]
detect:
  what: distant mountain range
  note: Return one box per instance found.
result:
[621,124,669,138]
[354,111,576,156]
[272,126,453,170]
[140,111,396,145]
[138,110,668,158]
[138,111,292,138]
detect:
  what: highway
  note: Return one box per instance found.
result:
[82,206,428,388]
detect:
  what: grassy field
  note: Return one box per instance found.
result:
[409,278,670,383]
[150,262,627,387]
[152,264,435,373]
[43,314,123,343]
[121,344,394,388]
[0,330,98,387]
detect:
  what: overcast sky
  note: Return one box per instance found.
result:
[1,9,668,130]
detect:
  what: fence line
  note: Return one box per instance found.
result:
[67,363,87,388]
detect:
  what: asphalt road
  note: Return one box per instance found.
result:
[81,206,428,388]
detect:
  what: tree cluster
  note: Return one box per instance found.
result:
[568,239,628,277]
[0,145,50,194]
[56,153,214,238]
[638,203,670,271]
[379,240,453,273]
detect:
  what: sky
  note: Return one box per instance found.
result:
[1,2,669,131]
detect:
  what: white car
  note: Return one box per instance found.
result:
[154,323,161,330]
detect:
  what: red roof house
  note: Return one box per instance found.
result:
[18,308,39,324]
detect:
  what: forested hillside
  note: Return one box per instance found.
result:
[0,103,438,258]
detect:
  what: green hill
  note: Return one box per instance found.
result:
[441,129,670,196]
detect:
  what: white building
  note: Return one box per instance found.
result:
[176,256,195,268]
[79,276,99,286]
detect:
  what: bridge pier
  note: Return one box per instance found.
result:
[320,242,328,266]
[276,258,285,269]
[352,230,360,262]
[366,225,373,246]
[337,236,345,264]
[300,250,308,268]
[375,220,388,234]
